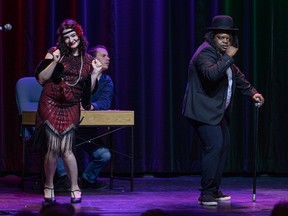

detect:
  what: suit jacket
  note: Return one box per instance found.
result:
[182,41,258,125]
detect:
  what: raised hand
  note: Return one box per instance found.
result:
[52,49,62,62]
[226,46,238,57]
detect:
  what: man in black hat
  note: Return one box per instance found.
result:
[182,15,264,206]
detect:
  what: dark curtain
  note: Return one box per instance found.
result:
[0,0,287,175]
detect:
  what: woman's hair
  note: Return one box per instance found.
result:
[56,19,88,56]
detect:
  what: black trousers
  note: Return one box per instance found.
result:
[190,118,230,195]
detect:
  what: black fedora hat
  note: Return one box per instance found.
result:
[207,15,238,31]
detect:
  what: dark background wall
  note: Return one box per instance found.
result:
[0,0,287,176]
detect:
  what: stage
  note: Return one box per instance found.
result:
[0,175,287,215]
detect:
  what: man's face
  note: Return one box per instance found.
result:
[213,33,232,53]
[95,48,110,71]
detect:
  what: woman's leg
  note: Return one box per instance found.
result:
[44,127,61,199]
[60,130,81,199]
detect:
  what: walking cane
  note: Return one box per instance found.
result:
[252,101,261,202]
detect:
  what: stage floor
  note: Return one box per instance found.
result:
[0,175,287,215]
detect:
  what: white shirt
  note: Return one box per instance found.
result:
[225,67,233,109]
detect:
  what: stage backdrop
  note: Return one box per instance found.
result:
[0,0,287,176]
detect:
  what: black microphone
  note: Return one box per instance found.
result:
[0,23,12,31]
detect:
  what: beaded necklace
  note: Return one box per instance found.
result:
[64,54,83,87]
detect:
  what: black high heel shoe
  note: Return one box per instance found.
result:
[43,186,56,203]
[71,189,82,203]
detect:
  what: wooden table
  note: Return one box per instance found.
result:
[21,110,135,191]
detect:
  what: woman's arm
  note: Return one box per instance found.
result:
[37,48,61,85]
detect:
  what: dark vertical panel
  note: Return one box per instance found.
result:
[0,0,4,170]
[2,0,26,170]
[269,0,288,173]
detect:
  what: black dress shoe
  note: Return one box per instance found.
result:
[93,180,108,189]
[55,175,70,191]
[79,177,108,189]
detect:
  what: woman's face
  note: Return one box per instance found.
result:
[62,28,80,50]
[213,33,231,53]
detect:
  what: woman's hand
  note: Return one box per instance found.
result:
[90,59,102,92]
[92,58,103,77]
[52,49,61,62]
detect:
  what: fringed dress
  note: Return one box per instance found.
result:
[35,47,94,149]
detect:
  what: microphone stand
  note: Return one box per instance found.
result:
[252,102,261,202]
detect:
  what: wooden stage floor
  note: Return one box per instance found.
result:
[0,174,287,215]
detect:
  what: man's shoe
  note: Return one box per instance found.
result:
[213,191,231,201]
[55,175,70,191]
[198,194,218,206]
[79,177,108,190]
[93,180,108,190]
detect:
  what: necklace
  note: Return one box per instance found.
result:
[65,54,83,87]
